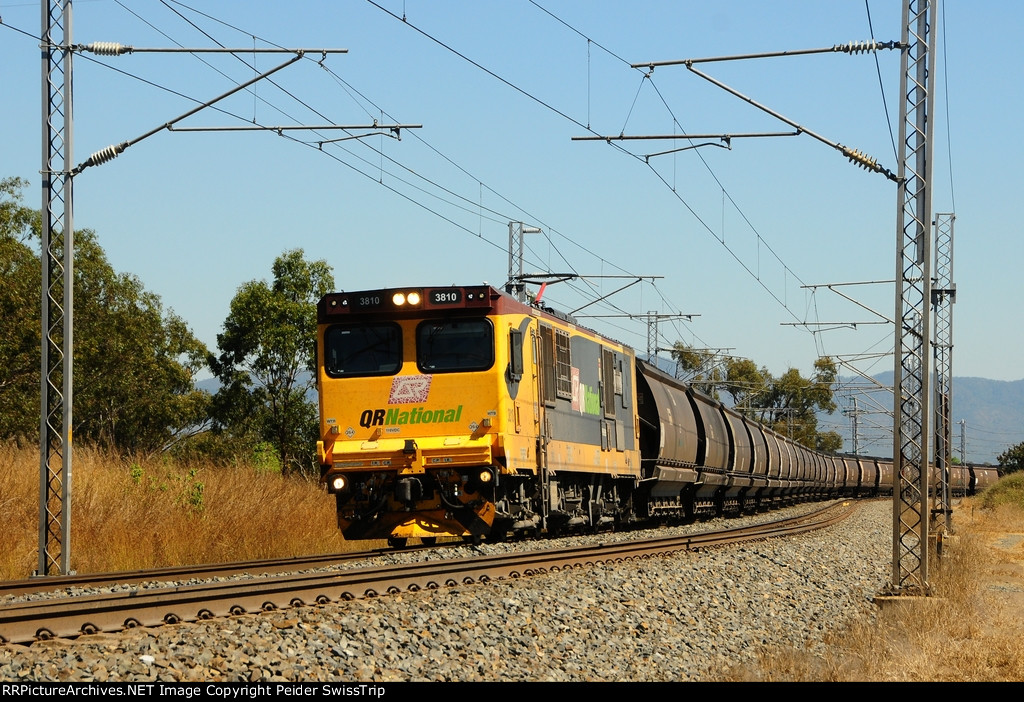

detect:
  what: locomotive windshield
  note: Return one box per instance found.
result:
[416,318,494,373]
[324,322,402,377]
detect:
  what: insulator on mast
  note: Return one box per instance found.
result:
[81,42,132,56]
[833,40,899,55]
[74,144,126,174]
[842,146,880,172]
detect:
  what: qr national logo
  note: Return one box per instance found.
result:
[388,374,432,404]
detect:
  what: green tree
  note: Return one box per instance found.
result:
[721,357,771,409]
[670,342,723,399]
[668,341,840,451]
[0,177,210,452]
[997,442,1024,475]
[758,357,839,450]
[208,249,333,474]
[0,177,41,444]
[72,230,211,451]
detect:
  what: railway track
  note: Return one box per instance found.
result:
[0,500,858,646]
[0,544,427,599]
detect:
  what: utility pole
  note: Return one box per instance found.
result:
[846,396,861,454]
[932,213,956,534]
[890,0,938,596]
[506,221,542,303]
[643,312,698,365]
[647,312,658,364]
[39,0,74,577]
[588,0,939,596]
[37,0,356,575]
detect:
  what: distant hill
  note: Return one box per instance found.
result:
[825,372,1024,465]
[196,375,319,403]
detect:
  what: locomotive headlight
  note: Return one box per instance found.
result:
[463,467,493,496]
[330,475,348,492]
[392,291,421,307]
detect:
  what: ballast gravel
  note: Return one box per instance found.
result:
[0,500,891,682]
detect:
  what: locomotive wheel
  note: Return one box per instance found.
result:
[420,537,437,546]
[387,537,408,549]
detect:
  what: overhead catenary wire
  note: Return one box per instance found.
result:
[153,1,620,310]
[362,1,913,368]
[124,1,825,356]
[362,1,826,356]
[9,1,914,373]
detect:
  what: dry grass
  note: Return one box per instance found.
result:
[720,482,1024,682]
[0,442,352,579]
[5,442,1023,681]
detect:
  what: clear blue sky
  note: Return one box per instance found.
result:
[2,2,1020,396]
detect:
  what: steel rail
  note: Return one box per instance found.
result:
[0,545,413,599]
[0,501,858,645]
[0,502,844,598]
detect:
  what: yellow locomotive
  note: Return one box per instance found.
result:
[316,284,640,546]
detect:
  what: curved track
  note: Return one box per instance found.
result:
[0,501,858,646]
